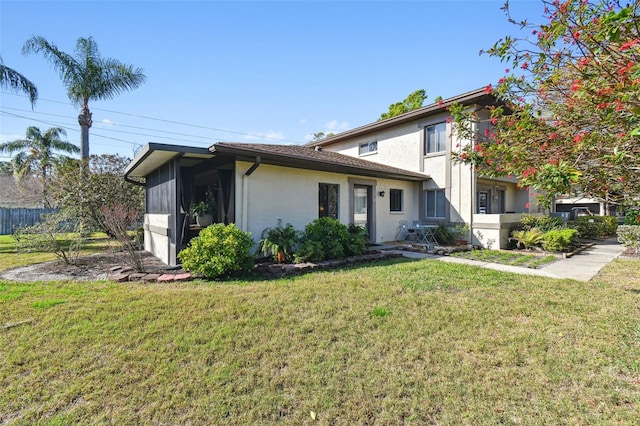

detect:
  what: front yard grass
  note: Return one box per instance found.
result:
[451,248,557,269]
[2,257,640,424]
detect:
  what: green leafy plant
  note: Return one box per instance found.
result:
[617,225,640,253]
[294,218,366,263]
[433,224,455,245]
[542,229,579,252]
[192,201,213,216]
[178,223,254,279]
[520,214,565,232]
[568,216,617,239]
[510,228,544,250]
[345,223,368,256]
[624,209,640,225]
[258,219,300,263]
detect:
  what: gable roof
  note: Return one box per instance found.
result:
[306,87,497,148]
[211,142,428,181]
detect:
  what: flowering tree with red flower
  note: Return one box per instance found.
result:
[450,0,639,210]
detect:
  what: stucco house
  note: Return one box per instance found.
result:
[125,87,534,266]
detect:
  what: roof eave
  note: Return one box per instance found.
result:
[306,88,496,148]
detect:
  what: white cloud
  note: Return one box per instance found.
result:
[299,118,307,124]
[324,120,349,132]
[100,118,116,126]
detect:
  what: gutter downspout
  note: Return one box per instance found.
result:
[241,156,261,232]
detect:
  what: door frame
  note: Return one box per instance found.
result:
[348,177,377,243]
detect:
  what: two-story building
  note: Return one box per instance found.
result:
[125,88,534,266]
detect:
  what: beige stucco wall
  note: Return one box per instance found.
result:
[233,161,419,244]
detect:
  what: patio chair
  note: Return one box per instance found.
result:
[396,220,416,241]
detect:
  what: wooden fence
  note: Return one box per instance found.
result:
[0,208,58,235]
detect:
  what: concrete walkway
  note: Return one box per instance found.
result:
[383,237,626,282]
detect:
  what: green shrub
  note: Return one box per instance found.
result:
[510,228,544,250]
[258,219,301,263]
[617,225,640,253]
[345,223,368,256]
[542,228,579,252]
[624,209,640,225]
[294,218,367,263]
[433,224,455,245]
[178,223,254,279]
[568,216,617,239]
[520,214,564,232]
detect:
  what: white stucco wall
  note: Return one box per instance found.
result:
[233,161,420,244]
[144,214,171,265]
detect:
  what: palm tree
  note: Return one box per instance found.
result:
[0,126,80,207]
[0,55,38,107]
[23,36,146,160]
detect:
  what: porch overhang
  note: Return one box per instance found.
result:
[124,142,215,179]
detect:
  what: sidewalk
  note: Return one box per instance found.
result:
[384,237,626,282]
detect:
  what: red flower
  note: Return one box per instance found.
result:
[619,39,638,51]
[521,62,529,69]
[485,84,493,94]
[446,116,452,123]
[490,117,498,125]
[460,153,467,160]
[504,68,510,73]
[525,202,530,209]
[570,80,581,91]
[573,133,584,143]
[438,99,444,107]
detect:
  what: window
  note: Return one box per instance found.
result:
[319,183,339,219]
[390,189,403,212]
[359,141,378,156]
[425,122,447,154]
[425,189,446,218]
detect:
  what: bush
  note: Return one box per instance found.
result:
[542,228,579,252]
[178,223,254,279]
[294,218,367,263]
[345,223,368,256]
[258,219,301,263]
[520,213,565,232]
[13,212,86,265]
[568,216,617,239]
[624,209,640,225]
[510,228,544,250]
[433,224,455,245]
[617,225,640,253]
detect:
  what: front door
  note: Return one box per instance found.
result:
[353,185,371,238]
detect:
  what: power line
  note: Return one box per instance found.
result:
[1,91,306,145]
[0,106,215,146]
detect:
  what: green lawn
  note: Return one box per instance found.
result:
[1,256,639,424]
[451,248,557,269]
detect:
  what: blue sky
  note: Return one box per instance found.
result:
[0,0,542,160]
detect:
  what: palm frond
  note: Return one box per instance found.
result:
[0,56,38,107]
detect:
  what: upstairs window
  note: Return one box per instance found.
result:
[425,122,447,154]
[390,189,403,212]
[359,141,378,156]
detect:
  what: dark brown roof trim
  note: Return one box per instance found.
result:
[211,142,428,181]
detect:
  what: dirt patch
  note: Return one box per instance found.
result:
[0,251,182,282]
[620,247,640,259]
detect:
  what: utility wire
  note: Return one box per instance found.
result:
[1,91,306,144]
